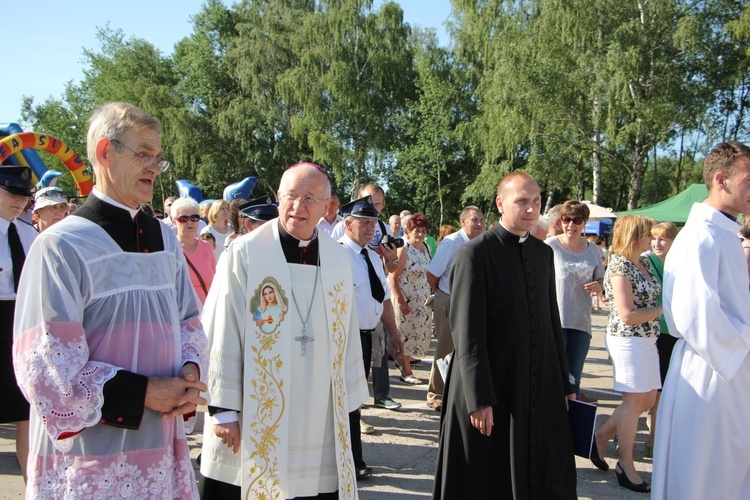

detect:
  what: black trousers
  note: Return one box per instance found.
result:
[349,329,374,470]
[202,476,338,499]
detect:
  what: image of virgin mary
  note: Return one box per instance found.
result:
[253,280,288,334]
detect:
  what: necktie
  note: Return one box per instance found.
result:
[361,248,385,303]
[8,222,26,292]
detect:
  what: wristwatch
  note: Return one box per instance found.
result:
[390,259,399,265]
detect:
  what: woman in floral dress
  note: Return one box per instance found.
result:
[388,213,431,384]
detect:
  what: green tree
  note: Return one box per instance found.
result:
[280,0,416,197]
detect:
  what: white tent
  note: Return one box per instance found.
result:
[583,201,617,219]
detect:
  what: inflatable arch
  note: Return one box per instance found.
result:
[0,128,93,196]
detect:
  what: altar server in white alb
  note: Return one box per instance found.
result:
[13,102,208,498]
[653,141,750,500]
[200,162,369,500]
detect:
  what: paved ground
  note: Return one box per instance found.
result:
[1,305,655,498]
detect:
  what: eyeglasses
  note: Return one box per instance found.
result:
[110,139,170,172]
[174,214,201,223]
[279,192,326,206]
[561,215,585,225]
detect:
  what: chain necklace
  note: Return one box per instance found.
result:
[290,253,320,356]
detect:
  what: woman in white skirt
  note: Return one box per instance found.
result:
[591,215,663,493]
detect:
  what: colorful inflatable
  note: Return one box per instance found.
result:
[0,124,93,196]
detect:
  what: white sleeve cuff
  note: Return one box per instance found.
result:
[211,411,239,424]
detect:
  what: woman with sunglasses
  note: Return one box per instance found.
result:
[172,197,217,304]
[546,200,605,402]
[593,215,662,493]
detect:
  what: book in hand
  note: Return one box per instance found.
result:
[568,398,597,459]
[436,353,452,383]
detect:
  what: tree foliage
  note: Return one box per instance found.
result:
[16,0,750,218]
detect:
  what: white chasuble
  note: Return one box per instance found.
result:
[200,221,368,499]
[652,203,750,500]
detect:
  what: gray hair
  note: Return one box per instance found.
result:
[171,197,201,219]
[87,102,161,170]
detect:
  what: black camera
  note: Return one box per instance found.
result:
[380,235,404,248]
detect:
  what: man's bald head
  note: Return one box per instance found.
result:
[495,171,542,237]
[497,172,539,200]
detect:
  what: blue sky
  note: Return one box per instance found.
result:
[0,0,452,124]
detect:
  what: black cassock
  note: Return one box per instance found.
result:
[433,224,577,500]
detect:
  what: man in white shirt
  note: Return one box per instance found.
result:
[317,191,343,236]
[338,195,404,481]
[0,166,37,481]
[652,141,750,500]
[425,206,485,409]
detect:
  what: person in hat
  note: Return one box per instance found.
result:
[12,103,207,497]
[200,162,369,499]
[338,195,404,481]
[0,166,36,482]
[338,195,403,479]
[32,186,68,232]
[239,194,278,232]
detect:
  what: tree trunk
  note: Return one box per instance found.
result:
[544,185,556,214]
[627,139,648,210]
[592,89,603,205]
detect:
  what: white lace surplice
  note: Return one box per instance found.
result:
[13,216,207,499]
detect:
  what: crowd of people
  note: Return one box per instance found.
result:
[2,101,749,499]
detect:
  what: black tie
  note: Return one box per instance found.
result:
[8,222,26,292]
[361,248,385,303]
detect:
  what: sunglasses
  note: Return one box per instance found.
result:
[174,214,201,223]
[561,215,585,225]
[37,188,65,199]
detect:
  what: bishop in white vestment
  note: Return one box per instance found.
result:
[653,142,750,500]
[200,163,368,500]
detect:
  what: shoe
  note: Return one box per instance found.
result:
[410,358,422,365]
[614,462,650,493]
[374,396,402,410]
[579,392,598,404]
[427,401,442,412]
[360,419,375,435]
[590,441,609,471]
[399,374,424,385]
[356,466,373,481]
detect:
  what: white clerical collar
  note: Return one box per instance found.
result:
[92,187,140,220]
[499,219,529,242]
[298,229,317,248]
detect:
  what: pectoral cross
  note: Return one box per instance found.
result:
[295,326,314,357]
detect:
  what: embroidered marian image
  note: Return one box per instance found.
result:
[251,278,288,334]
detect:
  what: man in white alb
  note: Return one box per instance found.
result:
[652,141,750,500]
[200,162,369,499]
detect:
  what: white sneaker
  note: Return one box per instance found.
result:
[360,418,375,434]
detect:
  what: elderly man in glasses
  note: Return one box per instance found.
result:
[13,102,208,498]
[200,162,369,499]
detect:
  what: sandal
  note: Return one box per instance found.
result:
[400,375,424,385]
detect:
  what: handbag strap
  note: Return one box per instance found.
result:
[183,250,209,296]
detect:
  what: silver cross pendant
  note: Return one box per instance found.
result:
[295,327,315,357]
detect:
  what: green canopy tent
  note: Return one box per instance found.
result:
[617,184,708,224]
